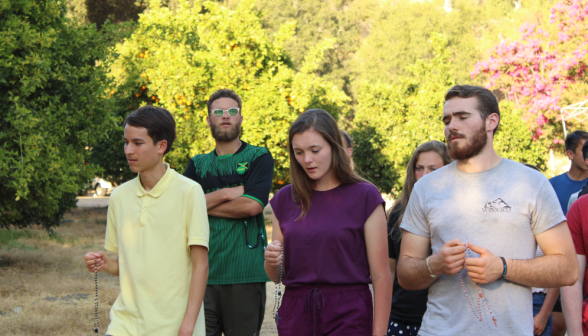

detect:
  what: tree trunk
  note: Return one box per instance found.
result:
[444,0,452,13]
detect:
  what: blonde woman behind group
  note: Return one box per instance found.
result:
[387,141,452,336]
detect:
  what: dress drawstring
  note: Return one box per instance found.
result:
[305,288,325,336]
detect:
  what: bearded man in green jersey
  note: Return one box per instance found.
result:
[184,89,274,336]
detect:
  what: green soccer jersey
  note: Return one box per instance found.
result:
[183,142,273,284]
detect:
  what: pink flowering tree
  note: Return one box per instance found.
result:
[472,0,588,143]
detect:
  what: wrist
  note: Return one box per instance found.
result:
[535,310,548,319]
[428,254,440,276]
[498,256,507,279]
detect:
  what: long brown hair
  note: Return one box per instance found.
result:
[390,141,452,235]
[288,109,367,219]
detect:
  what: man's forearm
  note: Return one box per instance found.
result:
[208,197,262,219]
[397,256,438,290]
[205,190,231,210]
[505,254,578,288]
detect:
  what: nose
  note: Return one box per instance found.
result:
[124,143,134,156]
[446,118,458,133]
[423,168,433,176]
[304,152,313,164]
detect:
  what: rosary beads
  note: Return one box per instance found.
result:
[94,257,99,334]
[458,248,497,327]
[272,246,284,325]
[243,219,263,249]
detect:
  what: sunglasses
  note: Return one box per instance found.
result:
[211,107,240,118]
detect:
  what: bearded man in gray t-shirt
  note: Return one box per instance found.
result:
[397,85,579,336]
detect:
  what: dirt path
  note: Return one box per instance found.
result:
[0,208,279,336]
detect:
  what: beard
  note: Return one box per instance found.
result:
[210,119,242,142]
[447,123,488,160]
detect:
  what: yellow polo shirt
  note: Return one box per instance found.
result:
[104,164,209,336]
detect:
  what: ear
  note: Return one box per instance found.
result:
[206,115,211,127]
[566,149,574,160]
[486,113,499,133]
[157,140,168,155]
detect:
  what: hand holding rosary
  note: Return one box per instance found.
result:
[93,256,99,334]
[269,243,284,326]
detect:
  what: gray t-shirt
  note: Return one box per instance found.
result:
[568,190,580,211]
[400,159,565,336]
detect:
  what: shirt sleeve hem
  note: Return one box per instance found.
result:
[399,224,430,238]
[104,244,118,254]
[188,239,209,249]
[532,217,567,236]
[242,194,265,208]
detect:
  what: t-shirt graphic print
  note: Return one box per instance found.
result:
[482,198,511,212]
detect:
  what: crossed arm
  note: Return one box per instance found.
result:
[397,222,578,290]
[205,186,263,218]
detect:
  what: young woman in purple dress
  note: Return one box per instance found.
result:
[264,109,392,336]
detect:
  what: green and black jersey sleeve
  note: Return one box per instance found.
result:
[242,151,273,207]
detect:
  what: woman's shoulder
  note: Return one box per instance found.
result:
[344,181,381,195]
[271,184,293,203]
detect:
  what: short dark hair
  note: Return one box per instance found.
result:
[341,130,352,148]
[207,89,242,114]
[583,139,588,160]
[564,130,588,153]
[444,85,501,134]
[124,105,176,155]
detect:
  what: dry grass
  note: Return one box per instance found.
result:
[0,207,278,336]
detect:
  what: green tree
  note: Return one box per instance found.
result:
[254,0,382,96]
[352,34,453,194]
[351,0,555,92]
[93,0,349,190]
[0,0,114,230]
[352,34,546,195]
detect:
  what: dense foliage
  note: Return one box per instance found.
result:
[473,0,588,144]
[0,0,113,230]
[352,35,547,195]
[92,0,349,189]
[4,0,574,231]
[254,0,382,96]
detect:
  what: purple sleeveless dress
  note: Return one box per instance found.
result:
[270,182,385,336]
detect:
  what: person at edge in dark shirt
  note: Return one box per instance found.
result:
[548,130,588,336]
[549,131,588,216]
[387,140,452,336]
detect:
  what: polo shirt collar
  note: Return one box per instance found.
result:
[136,163,173,198]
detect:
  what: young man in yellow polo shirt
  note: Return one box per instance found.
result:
[83,106,209,336]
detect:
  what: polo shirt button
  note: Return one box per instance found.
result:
[143,208,146,211]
